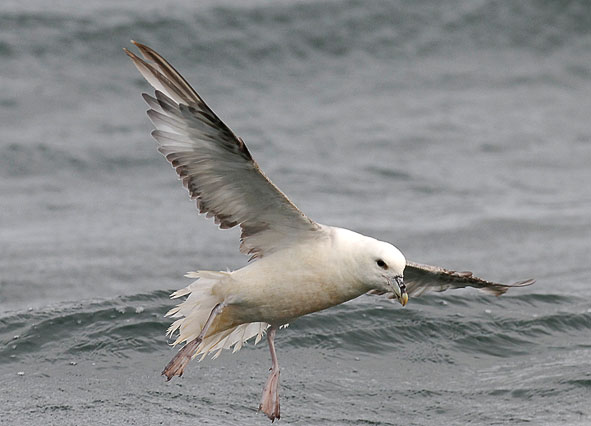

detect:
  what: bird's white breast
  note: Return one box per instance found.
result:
[216,227,374,326]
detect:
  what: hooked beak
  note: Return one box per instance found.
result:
[394,275,408,307]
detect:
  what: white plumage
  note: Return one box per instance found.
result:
[124,41,534,421]
[165,271,267,361]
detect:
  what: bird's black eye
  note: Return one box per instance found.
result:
[376,259,387,269]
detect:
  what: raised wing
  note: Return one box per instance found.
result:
[124,41,320,259]
[404,261,535,296]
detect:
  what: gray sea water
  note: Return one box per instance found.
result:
[2,0,591,424]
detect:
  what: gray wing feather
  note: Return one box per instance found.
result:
[125,42,320,259]
[404,261,535,297]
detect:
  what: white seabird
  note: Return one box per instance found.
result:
[124,42,534,421]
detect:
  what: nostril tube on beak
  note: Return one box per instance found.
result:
[395,276,408,306]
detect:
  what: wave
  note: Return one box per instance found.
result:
[3,0,588,178]
[2,289,588,365]
[0,291,171,364]
[2,0,589,65]
[0,142,159,178]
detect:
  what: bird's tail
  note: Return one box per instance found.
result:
[165,270,268,362]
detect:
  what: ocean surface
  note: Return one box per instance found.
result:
[1,0,591,424]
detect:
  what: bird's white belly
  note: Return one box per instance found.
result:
[219,258,370,326]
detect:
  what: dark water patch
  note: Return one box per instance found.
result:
[398,292,577,309]
[365,165,412,181]
[137,0,591,60]
[0,97,17,108]
[284,293,591,358]
[509,386,564,399]
[0,40,13,56]
[2,289,590,366]
[0,143,159,177]
[3,0,589,70]
[505,292,578,306]
[0,143,85,177]
[0,290,171,364]
[449,308,591,357]
[562,377,591,388]
[437,0,591,52]
[453,333,532,357]
[567,63,591,79]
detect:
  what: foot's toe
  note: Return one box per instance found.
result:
[259,370,280,421]
[161,357,188,380]
[162,339,201,380]
[259,401,279,422]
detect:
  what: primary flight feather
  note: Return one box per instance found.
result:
[124,41,534,422]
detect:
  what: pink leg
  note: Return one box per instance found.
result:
[259,326,280,422]
[162,302,225,381]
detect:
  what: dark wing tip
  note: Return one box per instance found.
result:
[131,40,153,58]
[123,46,144,65]
[490,278,536,297]
[124,40,145,57]
[130,40,146,50]
[510,278,536,287]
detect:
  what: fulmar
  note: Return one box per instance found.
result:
[124,41,534,422]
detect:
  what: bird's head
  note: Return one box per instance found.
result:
[362,239,408,307]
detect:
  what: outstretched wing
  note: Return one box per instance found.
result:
[404,261,535,296]
[125,41,320,259]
